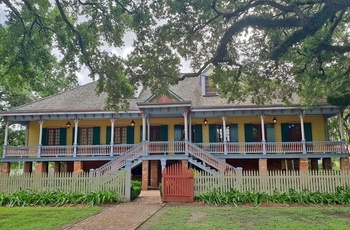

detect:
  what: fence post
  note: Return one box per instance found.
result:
[235,167,243,190]
[125,159,132,202]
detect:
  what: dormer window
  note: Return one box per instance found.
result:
[202,75,217,96]
[205,75,216,95]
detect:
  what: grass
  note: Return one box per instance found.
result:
[139,205,350,230]
[0,206,102,230]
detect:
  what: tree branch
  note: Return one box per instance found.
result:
[213,17,304,64]
[54,0,95,74]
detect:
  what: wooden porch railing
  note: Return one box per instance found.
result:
[5,146,38,157]
[2,141,346,159]
[145,141,186,154]
[41,146,74,157]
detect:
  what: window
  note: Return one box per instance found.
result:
[47,128,60,145]
[204,75,216,95]
[216,125,230,142]
[115,127,127,144]
[209,125,230,142]
[80,127,93,145]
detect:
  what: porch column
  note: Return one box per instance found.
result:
[259,114,266,154]
[38,118,45,158]
[259,159,267,174]
[1,162,10,174]
[2,117,9,159]
[54,162,61,173]
[142,160,149,190]
[221,115,228,154]
[73,118,80,157]
[161,158,167,170]
[150,160,159,187]
[340,157,349,171]
[142,110,146,142]
[73,161,83,173]
[24,162,33,174]
[183,109,189,141]
[310,159,319,171]
[322,158,332,170]
[338,110,347,153]
[183,108,189,155]
[181,160,188,170]
[147,116,150,142]
[298,112,307,154]
[189,113,192,142]
[35,162,48,174]
[299,158,309,172]
[110,117,116,156]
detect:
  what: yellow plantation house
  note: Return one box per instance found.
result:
[1,67,349,190]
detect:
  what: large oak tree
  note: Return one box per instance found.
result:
[129,0,350,107]
[1,0,350,109]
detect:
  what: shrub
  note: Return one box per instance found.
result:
[199,187,350,206]
[159,183,162,198]
[130,180,142,200]
[0,189,123,207]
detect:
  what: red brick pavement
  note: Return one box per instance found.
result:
[64,190,164,230]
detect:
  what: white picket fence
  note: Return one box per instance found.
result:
[194,170,350,196]
[0,172,126,197]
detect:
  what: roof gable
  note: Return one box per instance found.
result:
[145,89,184,103]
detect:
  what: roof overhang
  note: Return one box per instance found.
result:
[191,105,340,118]
[1,110,142,122]
[137,101,192,117]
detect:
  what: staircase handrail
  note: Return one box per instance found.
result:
[187,143,235,172]
[94,143,144,174]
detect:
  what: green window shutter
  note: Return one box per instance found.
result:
[266,124,275,142]
[93,127,100,145]
[194,125,203,143]
[160,125,168,141]
[42,128,48,146]
[174,125,183,141]
[229,124,238,142]
[281,124,290,142]
[304,123,313,141]
[106,126,111,144]
[127,126,135,144]
[209,124,217,142]
[244,124,253,142]
[59,128,67,145]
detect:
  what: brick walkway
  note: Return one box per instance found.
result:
[64,190,164,230]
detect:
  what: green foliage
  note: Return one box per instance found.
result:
[199,187,350,206]
[130,180,142,200]
[128,1,350,107]
[0,0,153,111]
[159,183,162,198]
[0,189,122,207]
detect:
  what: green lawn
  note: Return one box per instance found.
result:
[140,205,350,230]
[0,206,102,230]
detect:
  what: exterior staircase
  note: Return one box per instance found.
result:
[94,143,144,174]
[187,143,235,173]
[94,142,236,175]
